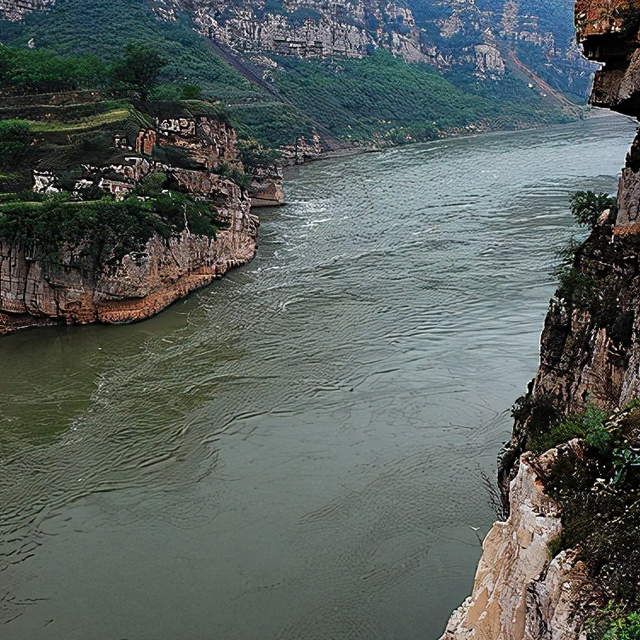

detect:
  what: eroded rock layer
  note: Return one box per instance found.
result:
[0,108,259,335]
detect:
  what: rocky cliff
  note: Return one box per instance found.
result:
[439,1,640,639]
[441,446,591,640]
[0,0,593,99]
[0,102,259,335]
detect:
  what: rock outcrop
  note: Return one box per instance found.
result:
[0,186,256,334]
[441,447,591,640]
[175,0,431,64]
[0,0,53,21]
[440,1,640,638]
[0,105,259,335]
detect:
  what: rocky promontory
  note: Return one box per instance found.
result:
[0,99,259,335]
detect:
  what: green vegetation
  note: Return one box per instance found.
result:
[0,119,32,170]
[0,0,258,101]
[530,403,609,454]
[603,611,640,640]
[236,138,280,172]
[0,0,577,148]
[570,190,617,230]
[0,189,221,270]
[271,52,568,144]
[0,44,108,93]
[112,42,166,101]
[552,192,620,312]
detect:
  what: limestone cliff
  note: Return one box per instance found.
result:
[439,1,640,639]
[0,0,593,97]
[0,103,259,335]
[441,446,591,640]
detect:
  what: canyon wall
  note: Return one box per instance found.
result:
[440,1,640,638]
[0,0,593,91]
[0,0,53,21]
[0,109,259,335]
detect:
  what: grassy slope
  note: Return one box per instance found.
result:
[272,52,570,144]
[1,0,575,148]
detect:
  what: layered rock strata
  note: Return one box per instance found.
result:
[0,0,53,21]
[0,110,259,335]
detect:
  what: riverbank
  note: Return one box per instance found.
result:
[0,115,633,640]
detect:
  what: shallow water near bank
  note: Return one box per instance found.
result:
[0,112,635,640]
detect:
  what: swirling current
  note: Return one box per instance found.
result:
[0,113,635,640]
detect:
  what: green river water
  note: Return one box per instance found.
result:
[0,112,636,639]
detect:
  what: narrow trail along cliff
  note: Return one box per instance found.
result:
[440,2,640,639]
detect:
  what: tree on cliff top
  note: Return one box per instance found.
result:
[112,42,166,101]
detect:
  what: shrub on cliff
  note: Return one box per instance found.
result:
[570,190,616,229]
[0,120,32,171]
[603,611,640,640]
[112,42,167,101]
[533,404,640,615]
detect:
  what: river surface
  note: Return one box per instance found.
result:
[0,113,635,640]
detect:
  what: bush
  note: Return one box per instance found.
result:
[530,403,609,454]
[570,191,616,230]
[0,45,108,94]
[534,404,640,607]
[237,138,280,173]
[0,120,33,170]
[603,612,640,640]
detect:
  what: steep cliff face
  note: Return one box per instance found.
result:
[440,1,640,639]
[0,104,259,335]
[441,446,591,640]
[0,0,52,21]
[185,0,428,63]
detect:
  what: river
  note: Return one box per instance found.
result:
[0,112,635,640]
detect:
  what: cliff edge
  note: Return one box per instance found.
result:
[439,1,640,638]
[0,98,259,334]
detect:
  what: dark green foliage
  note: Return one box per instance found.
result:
[570,191,617,230]
[512,392,559,438]
[237,138,280,173]
[0,120,32,170]
[0,172,32,192]
[0,45,108,94]
[0,191,221,270]
[588,603,640,640]
[556,265,596,307]
[231,101,316,148]
[547,533,564,559]
[530,403,609,454]
[212,161,251,189]
[180,83,204,101]
[603,611,640,639]
[136,172,167,198]
[112,42,166,101]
